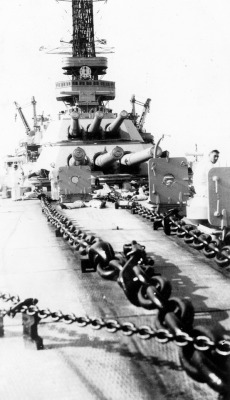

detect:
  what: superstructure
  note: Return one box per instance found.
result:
[37,0,155,202]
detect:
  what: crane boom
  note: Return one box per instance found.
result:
[31,96,37,131]
[138,98,151,131]
[130,96,151,132]
[14,102,31,134]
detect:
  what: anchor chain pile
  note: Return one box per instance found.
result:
[129,202,230,268]
[37,196,230,398]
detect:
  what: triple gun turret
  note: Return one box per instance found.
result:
[68,110,129,140]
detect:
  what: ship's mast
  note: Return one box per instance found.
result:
[56,0,115,111]
[72,0,96,58]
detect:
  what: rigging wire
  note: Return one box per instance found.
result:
[53,0,72,37]
[19,102,32,109]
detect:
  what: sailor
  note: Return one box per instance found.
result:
[48,162,59,201]
[192,149,219,197]
[11,164,21,201]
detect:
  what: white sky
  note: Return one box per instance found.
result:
[0,0,230,163]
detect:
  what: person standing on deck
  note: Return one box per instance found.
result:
[48,162,59,201]
[192,149,220,197]
[11,164,21,201]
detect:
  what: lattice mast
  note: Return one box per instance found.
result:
[72,0,96,58]
[56,0,115,110]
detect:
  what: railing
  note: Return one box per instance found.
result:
[56,80,115,89]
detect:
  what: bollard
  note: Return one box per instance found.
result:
[55,227,62,237]
[80,254,97,273]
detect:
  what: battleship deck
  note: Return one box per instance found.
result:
[0,197,229,400]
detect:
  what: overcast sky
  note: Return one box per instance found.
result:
[0,0,230,163]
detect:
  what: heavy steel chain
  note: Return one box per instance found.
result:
[42,196,230,267]
[130,203,230,267]
[40,196,230,397]
[0,293,229,357]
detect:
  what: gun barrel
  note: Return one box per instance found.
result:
[106,110,128,133]
[72,147,87,163]
[94,146,124,168]
[121,146,154,166]
[88,111,104,134]
[69,112,82,138]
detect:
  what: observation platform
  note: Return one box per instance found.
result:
[0,197,229,399]
[56,79,115,103]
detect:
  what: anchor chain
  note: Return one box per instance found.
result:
[0,291,230,398]
[1,293,229,354]
[130,203,230,268]
[89,241,230,396]
[41,197,100,272]
[39,196,230,397]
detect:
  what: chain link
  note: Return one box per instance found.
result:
[38,200,230,358]
[39,197,230,397]
[30,199,230,398]
[129,203,230,265]
[1,298,230,356]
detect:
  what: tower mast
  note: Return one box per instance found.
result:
[56,0,115,111]
[72,0,96,58]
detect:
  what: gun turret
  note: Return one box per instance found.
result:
[87,111,104,135]
[105,110,128,134]
[94,146,124,168]
[121,146,155,166]
[68,112,82,138]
